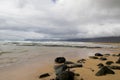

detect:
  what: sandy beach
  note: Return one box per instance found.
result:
[0,42,120,80]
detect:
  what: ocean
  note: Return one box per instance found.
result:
[0,41,119,68]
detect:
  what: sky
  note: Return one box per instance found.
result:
[0,0,120,40]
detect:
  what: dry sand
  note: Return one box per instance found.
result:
[0,42,120,80]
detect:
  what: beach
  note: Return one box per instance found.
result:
[0,41,120,80]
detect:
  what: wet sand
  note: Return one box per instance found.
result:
[0,42,120,80]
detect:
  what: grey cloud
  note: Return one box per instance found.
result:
[0,0,120,40]
[93,0,120,9]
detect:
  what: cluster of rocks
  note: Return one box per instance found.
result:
[39,57,83,80]
[54,57,83,80]
[39,53,120,80]
[96,66,115,76]
[89,53,108,61]
[94,53,120,76]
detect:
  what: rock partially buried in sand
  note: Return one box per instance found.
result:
[75,73,80,76]
[109,66,120,70]
[95,66,115,76]
[89,56,99,59]
[95,53,103,56]
[55,57,66,63]
[106,61,114,65]
[97,63,104,68]
[99,57,107,61]
[56,71,75,80]
[39,73,50,78]
[112,54,120,57]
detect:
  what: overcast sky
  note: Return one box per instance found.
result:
[0,0,120,40]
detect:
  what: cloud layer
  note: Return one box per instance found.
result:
[0,0,120,40]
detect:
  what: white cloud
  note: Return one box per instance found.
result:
[0,0,120,40]
[0,30,46,40]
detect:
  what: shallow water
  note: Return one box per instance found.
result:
[0,41,119,68]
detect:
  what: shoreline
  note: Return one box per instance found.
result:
[0,42,120,80]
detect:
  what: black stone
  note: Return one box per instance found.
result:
[95,53,103,56]
[95,66,115,76]
[89,56,99,59]
[112,54,120,57]
[106,61,114,65]
[99,57,107,61]
[64,61,74,64]
[97,63,104,68]
[54,64,68,75]
[109,66,120,70]
[56,71,75,80]
[112,54,117,56]
[39,73,50,78]
[75,73,80,76]
[55,57,66,63]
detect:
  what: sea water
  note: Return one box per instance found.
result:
[0,41,119,68]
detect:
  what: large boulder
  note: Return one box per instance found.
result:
[95,66,115,76]
[54,64,68,75]
[55,57,66,63]
[56,71,75,80]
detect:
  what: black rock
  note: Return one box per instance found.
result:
[55,57,66,63]
[99,57,107,61]
[54,64,68,75]
[95,66,115,76]
[89,56,99,59]
[97,63,104,68]
[112,54,117,56]
[39,73,50,78]
[106,61,114,65]
[64,61,74,64]
[95,53,103,56]
[56,71,75,80]
[112,54,120,57]
[80,78,84,80]
[75,73,80,76]
[109,66,120,70]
